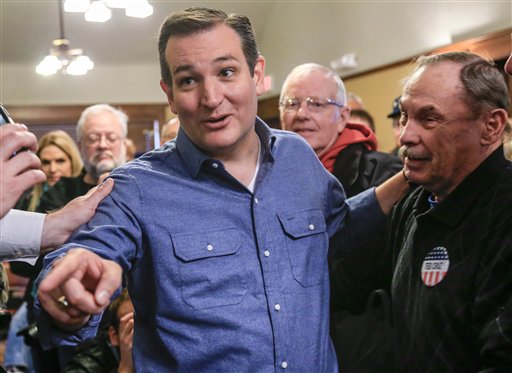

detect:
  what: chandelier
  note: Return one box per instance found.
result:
[36,0,94,76]
[64,0,153,22]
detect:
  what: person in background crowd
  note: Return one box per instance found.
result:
[350,108,376,133]
[65,289,134,373]
[332,51,512,371]
[124,138,137,162]
[280,63,402,198]
[38,104,127,212]
[15,130,83,212]
[35,7,409,372]
[387,96,401,156]
[346,91,364,110]
[160,117,180,145]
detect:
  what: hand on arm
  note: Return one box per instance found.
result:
[0,123,46,218]
[37,248,122,331]
[374,170,412,215]
[40,178,114,252]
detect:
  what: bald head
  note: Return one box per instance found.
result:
[161,118,180,145]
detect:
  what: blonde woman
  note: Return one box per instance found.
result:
[18,130,83,211]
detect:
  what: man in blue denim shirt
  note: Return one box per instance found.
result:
[36,7,408,372]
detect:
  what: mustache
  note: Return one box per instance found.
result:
[92,150,114,162]
[400,147,430,160]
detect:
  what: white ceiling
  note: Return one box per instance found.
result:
[1,1,276,65]
[1,1,510,106]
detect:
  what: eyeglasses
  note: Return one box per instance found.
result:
[84,132,123,146]
[280,97,344,113]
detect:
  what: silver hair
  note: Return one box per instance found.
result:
[280,63,347,106]
[76,104,128,141]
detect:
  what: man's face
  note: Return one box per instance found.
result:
[80,111,126,182]
[280,69,349,157]
[159,24,265,160]
[399,62,488,199]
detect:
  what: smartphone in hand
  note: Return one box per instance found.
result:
[0,104,14,125]
[1,104,28,156]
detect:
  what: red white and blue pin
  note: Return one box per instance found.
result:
[421,246,450,287]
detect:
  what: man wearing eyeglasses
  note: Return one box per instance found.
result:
[280,63,402,198]
[280,63,402,371]
[38,104,127,212]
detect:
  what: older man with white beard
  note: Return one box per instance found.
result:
[36,104,127,212]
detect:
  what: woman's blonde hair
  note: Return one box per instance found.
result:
[28,130,83,211]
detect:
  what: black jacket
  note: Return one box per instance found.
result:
[332,142,402,198]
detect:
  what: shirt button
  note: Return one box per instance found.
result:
[274,304,281,311]
[281,361,288,369]
[211,162,219,169]
[308,224,315,231]
[254,197,259,204]
[264,250,270,257]
[207,244,213,251]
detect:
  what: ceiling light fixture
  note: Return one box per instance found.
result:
[36,0,94,76]
[64,0,153,22]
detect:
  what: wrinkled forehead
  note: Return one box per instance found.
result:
[402,63,464,102]
[83,111,123,134]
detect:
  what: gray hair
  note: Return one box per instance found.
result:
[280,63,347,106]
[76,104,128,141]
[413,51,509,118]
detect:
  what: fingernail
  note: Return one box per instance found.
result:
[97,290,110,306]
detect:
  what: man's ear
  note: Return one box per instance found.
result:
[481,108,508,145]
[108,325,119,347]
[253,56,266,97]
[336,106,351,134]
[160,79,178,115]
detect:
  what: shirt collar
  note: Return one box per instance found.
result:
[175,116,276,179]
[414,146,510,226]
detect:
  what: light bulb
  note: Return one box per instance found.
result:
[64,0,90,12]
[125,0,153,18]
[36,55,62,75]
[67,55,94,75]
[85,1,112,22]
[105,0,128,9]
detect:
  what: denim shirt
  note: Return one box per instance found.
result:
[36,118,384,372]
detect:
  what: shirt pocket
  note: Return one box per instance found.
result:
[278,209,328,287]
[171,227,247,310]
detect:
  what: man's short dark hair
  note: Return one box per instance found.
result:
[414,51,509,119]
[158,7,259,87]
[351,109,376,133]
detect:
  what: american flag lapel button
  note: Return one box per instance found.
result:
[421,246,450,287]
